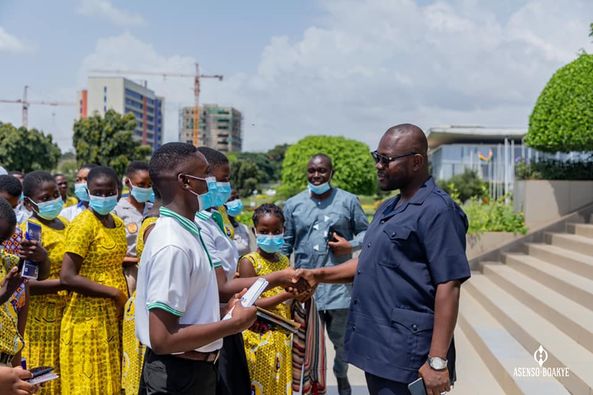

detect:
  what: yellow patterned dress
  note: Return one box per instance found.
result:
[122,216,157,394]
[242,252,293,395]
[20,216,69,395]
[0,250,24,365]
[59,209,128,395]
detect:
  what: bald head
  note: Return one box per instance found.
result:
[375,123,429,192]
[383,124,428,158]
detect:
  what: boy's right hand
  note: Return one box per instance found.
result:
[231,303,257,332]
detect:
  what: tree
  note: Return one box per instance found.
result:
[73,110,151,175]
[525,53,593,152]
[438,169,487,203]
[0,122,61,172]
[266,143,290,181]
[229,158,261,197]
[280,135,376,198]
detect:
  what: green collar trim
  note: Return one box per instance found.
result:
[159,207,214,268]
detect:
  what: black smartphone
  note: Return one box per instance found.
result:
[29,366,53,379]
[21,221,42,279]
[408,378,428,395]
[327,225,342,242]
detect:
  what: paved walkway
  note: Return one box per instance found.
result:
[324,334,369,395]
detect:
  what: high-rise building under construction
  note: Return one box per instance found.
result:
[179,104,242,152]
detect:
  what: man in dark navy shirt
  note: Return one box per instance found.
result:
[295,124,471,395]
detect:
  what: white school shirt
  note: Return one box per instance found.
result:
[135,216,222,353]
[195,210,239,282]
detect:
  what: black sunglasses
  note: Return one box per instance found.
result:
[371,151,417,165]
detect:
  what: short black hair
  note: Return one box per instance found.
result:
[149,142,198,192]
[197,146,229,168]
[126,161,150,177]
[0,196,16,228]
[0,175,22,197]
[252,203,285,226]
[53,173,65,178]
[87,166,119,187]
[23,171,55,198]
[309,153,333,170]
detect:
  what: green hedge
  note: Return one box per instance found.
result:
[515,160,593,180]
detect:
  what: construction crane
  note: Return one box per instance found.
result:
[0,86,76,128]
[90,63,223,146]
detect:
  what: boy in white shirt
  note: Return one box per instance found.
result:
[135,142,256,395]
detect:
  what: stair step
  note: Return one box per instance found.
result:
[483,264,593,354]
[545,232,593,256]
[458,287,568,394]
[466,274,593,394]
[503,253,593,310]
[567,223,593,239]
[526,243,593,280]
[453,326,506,395]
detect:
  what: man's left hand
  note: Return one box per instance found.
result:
[418,362,450,395]
[328,233,352,256]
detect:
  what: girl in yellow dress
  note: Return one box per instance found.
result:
[21,171,70,394]
[121,193,159,395]
[239,204,293,395]
[0,198,24,367]
[59,166,128,395]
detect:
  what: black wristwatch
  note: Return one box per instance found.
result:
[427,356,448,371]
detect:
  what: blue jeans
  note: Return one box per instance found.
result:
[319,308,349,379]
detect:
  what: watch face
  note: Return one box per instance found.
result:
[429,357,447,370]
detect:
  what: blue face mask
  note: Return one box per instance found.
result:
[130,183,153,203]
[31,197,64,220]
[74,182,89,202]
[214,182,232,207]
[186,176,218,211]
[89,194,118,216]
[225,199,244,217]
[148,190,156,203]
[256,233,285,253]
[308,181,331,195]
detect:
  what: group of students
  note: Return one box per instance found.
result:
[0,143,324,395]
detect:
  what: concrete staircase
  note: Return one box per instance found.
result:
[454,220,593,394]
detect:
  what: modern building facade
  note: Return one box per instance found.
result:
[79,77,164,150]
[427,126,536,198]
[179,104,242,152]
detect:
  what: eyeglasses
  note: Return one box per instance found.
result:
[371,151,417,165]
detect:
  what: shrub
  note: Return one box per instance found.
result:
[463,196,527,236]
[525,54,593,152]
[438,169,487,203]
[280,135,376,199]
[515,160,593,180]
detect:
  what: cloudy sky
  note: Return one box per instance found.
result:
[1,0,592,152]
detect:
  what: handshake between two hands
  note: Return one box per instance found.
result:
[282,268,318,302]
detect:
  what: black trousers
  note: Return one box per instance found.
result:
[139,348,217,395]
[216,333,251,395]
[365,372,411,395]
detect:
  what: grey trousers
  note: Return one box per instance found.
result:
[319,308,350,379]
